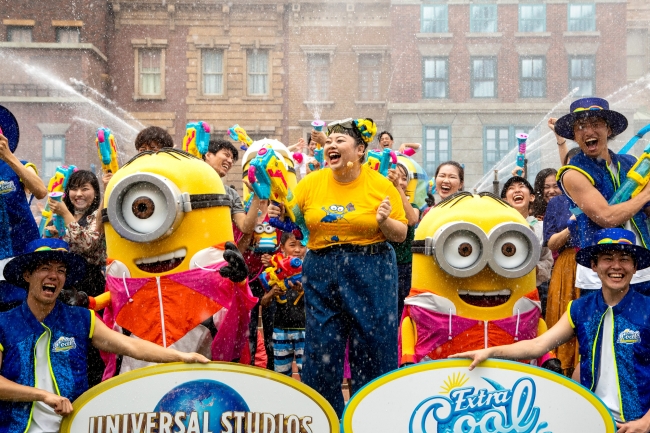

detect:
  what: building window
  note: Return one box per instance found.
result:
[43,136,65,179]
[248,50,269,96]
[568,4,595,32]
[56,27,80,43]
[471,57,497,98]
[519,4,546,32]
[484,126,534,173]
[7,27,32,42]
[358,54,381,101]
[470,5,497,33]
[424,126,450,175]
[520,57,546,98]
[569,56,595,97]
[307,54,329,101]
[138,49,162,96]
[421,5,448,33]
[202,50,224,95]
[423,57,448,99]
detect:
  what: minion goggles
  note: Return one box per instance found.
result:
[102,172,230,243]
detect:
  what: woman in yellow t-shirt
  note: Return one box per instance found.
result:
[270,118,407,416]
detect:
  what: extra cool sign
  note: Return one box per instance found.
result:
[342,359,616,433]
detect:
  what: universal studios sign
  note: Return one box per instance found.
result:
[60,363,339,433]
[342,359,616,433]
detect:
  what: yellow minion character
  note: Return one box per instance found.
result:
[400,193,557,370]
[103,149,233,278]
[101,149,255,371]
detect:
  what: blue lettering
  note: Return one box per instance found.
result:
[409,377,546,433]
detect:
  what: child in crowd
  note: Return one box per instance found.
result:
[387,163,420,319]
[501,176,554,314]
[261,232,308,378]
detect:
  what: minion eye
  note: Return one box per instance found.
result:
[330,205,338,211]
[122,185,167,233]
[487,223,540,278]
[337,206,344,212]
[427,222,489,277]
[264,225,275,234]
[443,232,482,269]
[107,173,185,243]
[254,225,265,234]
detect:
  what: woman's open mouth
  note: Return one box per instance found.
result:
[328,151,341,164]
[135,248,187,273]
[458,289,511,307]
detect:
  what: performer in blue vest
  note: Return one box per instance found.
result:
[0,239,210,433]
[453,228,650,431]
[552,97,650,296]
[0,105,47,311]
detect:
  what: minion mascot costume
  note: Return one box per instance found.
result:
[100,148,256,376]
[400,193,560,372]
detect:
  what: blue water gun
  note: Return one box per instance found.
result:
[182,121,211,158]
[514,133,527,176]
[366,148,397,177]
[609,145,650,206]
[95,128,119,174]
[38,165,78,238]
[248,147,306,241]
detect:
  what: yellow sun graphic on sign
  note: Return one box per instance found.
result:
[440,372,469,394]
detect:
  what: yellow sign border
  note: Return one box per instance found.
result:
[60,362,340,433]
[342,359,615,433]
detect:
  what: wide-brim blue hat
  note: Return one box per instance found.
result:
[554,97,628,141]
[0,105,19,153]
[575,228,650,270]
[4,239,87,289]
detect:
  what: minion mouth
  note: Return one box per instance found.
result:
[135,247,187,273]
[458,289,511,307]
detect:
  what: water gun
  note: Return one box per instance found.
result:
[259,253,303,304]
[248,146,303,240]
[569,124,650,216]
[514,133,527,176]
[366,148,397,177]
[38,165,78,238]
[228,124,253,150]
[182,121,211,158]
[609,140,650,206]
[95,128,119,174]
[309,120,325,171]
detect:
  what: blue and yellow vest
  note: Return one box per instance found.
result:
[0,160,40,260]
[0,301,94,433]
[568,290,650,422]
[557,150,650,249]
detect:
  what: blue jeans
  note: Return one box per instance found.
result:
[301,244,399,417]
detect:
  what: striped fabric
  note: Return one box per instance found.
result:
[272,328,305,376]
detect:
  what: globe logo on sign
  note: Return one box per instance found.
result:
[155,379,249,432]
[409,373,551,433]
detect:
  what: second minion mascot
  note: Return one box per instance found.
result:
[400,193,559,371]
[102,149,256,375]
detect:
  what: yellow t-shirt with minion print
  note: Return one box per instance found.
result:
[293,165,407,250]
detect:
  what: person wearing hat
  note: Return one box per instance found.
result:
[551,97,650,297]
[501,176,553,303]
[0,239,209,433]
[0,106,47,299]
[452,228,650,431]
